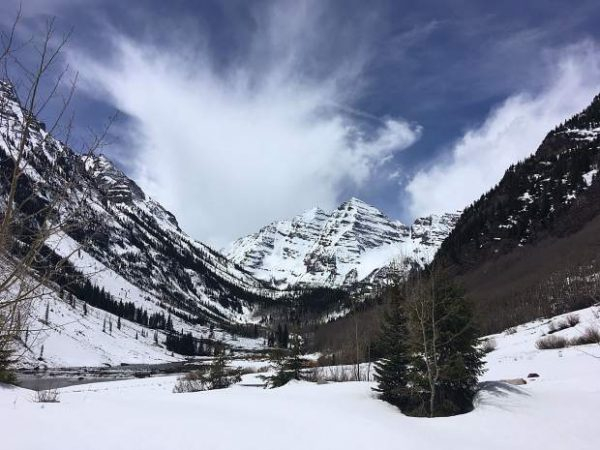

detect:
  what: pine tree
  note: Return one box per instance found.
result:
[372,292,412,409]
[207,349,240,389]
[276,323,283,347]
[282,324,289,348]
[405,270,485,417]
[267,333,309,388]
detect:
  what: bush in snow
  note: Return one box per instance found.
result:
[570,327,600,346]
[173,351,241,393]
[565,314,581,328]
[548,314,580,334]
[480,338,497,354]
[536,335,568,350]
[307,364,370,383]
[34,389,60,403]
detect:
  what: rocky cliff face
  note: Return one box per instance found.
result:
[226,197,459,289]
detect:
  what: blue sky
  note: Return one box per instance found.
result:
[3,0,600,246]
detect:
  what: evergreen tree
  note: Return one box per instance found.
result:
[276,323,283,347]
[207,349,240,389]
[173,349,241,393]
[282,324,289,348]
[372,291,412,409]
[267,333,309,388]
[405,270,485,417]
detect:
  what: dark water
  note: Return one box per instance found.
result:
[16,360,206,390]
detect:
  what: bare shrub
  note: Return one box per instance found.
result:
[0,9,112,380]
[548,314,580,334]
[504,327,517,336]
[173,353,242,393]
[173,371,207,393]
[309,366,351,383]
[565,314,580,327]
[480,338,497,353]
[34,388,60,403]
[307,364,372,383]
[536,335,568,350]
[570,327,600,346]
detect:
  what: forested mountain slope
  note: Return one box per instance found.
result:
[434,92,600,332]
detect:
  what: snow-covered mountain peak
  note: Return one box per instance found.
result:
[225,199,459,289]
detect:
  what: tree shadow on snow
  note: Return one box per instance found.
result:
[475,381,530,411]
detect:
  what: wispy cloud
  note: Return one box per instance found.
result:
[406,41,600,217]
[72,1,420,246]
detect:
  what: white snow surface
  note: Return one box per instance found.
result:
[3,305,599,449]
[582,168,598,186]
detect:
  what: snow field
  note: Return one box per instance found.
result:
[2,305,599,450]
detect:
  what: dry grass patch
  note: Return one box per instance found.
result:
[536,335,568,350]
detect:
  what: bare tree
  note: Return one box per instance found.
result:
[0,10,113,379]
[405,269,440,416]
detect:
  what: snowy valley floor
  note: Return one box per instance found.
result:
[2,307,600,450]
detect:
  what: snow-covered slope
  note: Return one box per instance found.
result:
[0,80,283,332]
[2,305,598,450]
[225,197,459,288]
[12,280,263,369]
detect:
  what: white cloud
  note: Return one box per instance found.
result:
[406,41,600,218]
[72,3,420,247]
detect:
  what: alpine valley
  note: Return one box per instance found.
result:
[3,4,600,450]
[0,81,458,367]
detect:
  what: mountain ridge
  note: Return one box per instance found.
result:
[225,197,460,289]
[433,89,600,333]
[0,80,285,330]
